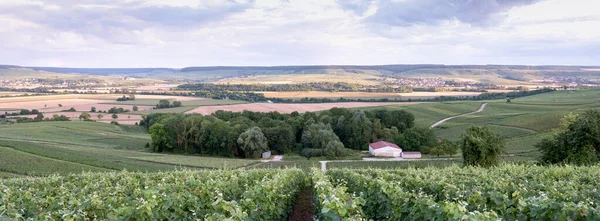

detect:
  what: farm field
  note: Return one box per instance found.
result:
[0,94,246,123]
[216,72,383,85]
[260,91,482,100]
[429,88,600,160]
[185,102,416,115]
[0,121,260,176]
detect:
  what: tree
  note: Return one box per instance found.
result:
[90,106,96,112]
[460,126,504,167]
[157,100,171,109]
[506,99,511,103]
[237,126,268,158]
[172,101,182,107]
[149,123,169,152]
[112,114,118,120]
[395,127,437,152]
[58,104,62,107]
[34,113,44,121]
[426,139,458,157]
[132,105,139,111]
[79,112,91,121]
[538,110,600,165]
[263,125,295,154]
[346,111,372,150]
[97,114,104,120]
[324,140,346,159]
[440,139,459,156]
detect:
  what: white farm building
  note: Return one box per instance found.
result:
[368,141,403,157]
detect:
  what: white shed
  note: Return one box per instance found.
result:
[402,152,422,159]
[369,141,402,157]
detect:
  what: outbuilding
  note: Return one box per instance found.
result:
[402,152,422,159]
[369,141,402,157]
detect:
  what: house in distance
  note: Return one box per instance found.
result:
[368,141,421,159]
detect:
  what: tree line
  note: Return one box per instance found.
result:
[177,82,411,93]
[137,88,555,103]
[140,108,448,159]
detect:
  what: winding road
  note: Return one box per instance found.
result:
[430,103,488,128]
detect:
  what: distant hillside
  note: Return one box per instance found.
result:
[2,64,600,85]
[26,67,178,76]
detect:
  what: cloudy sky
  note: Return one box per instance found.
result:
[0,0,598,67]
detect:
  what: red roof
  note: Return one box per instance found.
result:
[369,141,401,150]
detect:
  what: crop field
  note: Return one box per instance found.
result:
[185,102,415,115]
[426,88,600,160]
[319,165,600,220]
[260,91,482,100]
[0,94,246,123]
[357,101,484,127]
[0,122,260,176]
[216,72,383,85]
[0,169,307,220]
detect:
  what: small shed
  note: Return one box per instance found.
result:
[262,151,271,159]
[402,152,422,159]
[369,141,402,157]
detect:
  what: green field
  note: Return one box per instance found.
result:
[358,101,484,127]
[424,88,600,160]
[0,121,259,176]
[2,88,600,177]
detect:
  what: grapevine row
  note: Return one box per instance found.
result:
[0,169,304,220]
[326,165,600,220]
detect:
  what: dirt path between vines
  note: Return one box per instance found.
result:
[288,187,315,221]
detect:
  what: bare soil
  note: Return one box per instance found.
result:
[288,187,315,221]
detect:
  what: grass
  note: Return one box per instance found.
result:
[0,121,260,176]
[0,139,177,172]
[128,155,259,169]
[358,101,484,127]
[0,146,111,176]
[0,121,150,149]
[424,88,600,161]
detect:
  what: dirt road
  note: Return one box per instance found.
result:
[430,103,488,128]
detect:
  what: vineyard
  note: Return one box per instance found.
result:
[0,169,307,220]
[2,165,600,220]
[320,165,600,220]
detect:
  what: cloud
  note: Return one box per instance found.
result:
[0,0,254,45]
[0,0,599,67]
[342,0,543,27]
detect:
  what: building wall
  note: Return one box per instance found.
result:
[372,146,402,157]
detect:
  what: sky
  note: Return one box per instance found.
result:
[0,0,598,68]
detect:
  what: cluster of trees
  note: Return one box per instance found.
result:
[140,108,424,159]
[177,82,411,93]
[3,109,41,116]
[14,113,70,123]
[537,110,600,165]
[116,94,136,101]
[155,100,182,109]
[108,107,130,113]
[61,107,77,112]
